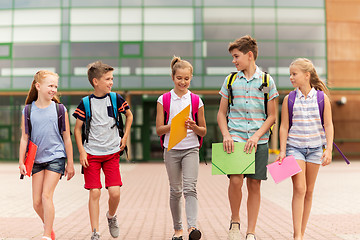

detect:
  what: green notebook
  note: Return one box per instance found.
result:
[211,142,255,175]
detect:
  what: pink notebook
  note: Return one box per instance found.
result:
[267,155,302,184]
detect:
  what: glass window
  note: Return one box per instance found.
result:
[12,59,59,73]
[0,44,10,58]
[70,8,119,24]
[122,43,141,56]
[206,42,232,57]
[203,0,251,7]
[14,0,60,8]
[254,8,275,23]
[144,26,193,41]
[278,25,325,41]
[255,58,277,74]
[204,8,251,23]
[71,59,119,76]
[13,43,59,58]
[71,42,119,57]
[120,8,142,24]
[121,0,142,6]
[14,9,61,25]
[120,26,142,41]
[203,76,224,88]
[69,76,91,89]
[143,0,193,6]
[204,25,252,40]
[143,42,193,57]
[254,0,275,7]
[70,26,119,42]
[204,59,235,75]
[277,42,326,57]
[0,0,11,9]
[144,8,193,24]
[121,76,142,88]
[144,76,172,88]
[0,27,11,42]
[277,0,324,7]
[0,10,12,26]
[257,41,276,57]
[277,8,324,24]
[254,25,276,40]
[121,58,142,75]
[0,77,11,89]
[13,26,61,43]
[70,0,119,7]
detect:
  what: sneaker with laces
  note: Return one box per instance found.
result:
[246,233,256,240]
[227,222,241,240]
[107,211,119,238]
[91,229,100,240]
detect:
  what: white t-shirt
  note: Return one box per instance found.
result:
[157,89,204,150]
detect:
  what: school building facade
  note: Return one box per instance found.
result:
[0,0,359,161]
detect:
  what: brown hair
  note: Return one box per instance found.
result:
[170,56,193,77]
[290,58,329,95]
[228,35,258,60]
[87,61,114,87]
[25,70,60,104]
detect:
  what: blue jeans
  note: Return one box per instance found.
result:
[32,158,66,176]
[164,147,199,230]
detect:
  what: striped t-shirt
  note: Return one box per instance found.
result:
[287,88,326,148]
[219,66,279,144]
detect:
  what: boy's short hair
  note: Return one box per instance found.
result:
[87,61,114,87]
[228,35,258,60]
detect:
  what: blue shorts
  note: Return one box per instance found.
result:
[286,145,323,165]
[32,158,66,176]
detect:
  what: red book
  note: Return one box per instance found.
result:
[21,140,38,179]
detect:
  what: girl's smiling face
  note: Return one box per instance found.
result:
[36,74,58,101]
[172,67,192,93]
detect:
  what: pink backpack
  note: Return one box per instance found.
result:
[160,91,203,149]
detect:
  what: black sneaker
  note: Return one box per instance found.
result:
[189,228,202,240]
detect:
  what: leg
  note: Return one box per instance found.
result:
[41,170,61,237]
[164,149,183,236]
[181,148,199,231]
[108,186,121,216]
[89,188,101,232]
[246,178,261,234]
[291,160,306,240]
[301,162,320,236]
[32,170,45,223]
[228,174,244,222]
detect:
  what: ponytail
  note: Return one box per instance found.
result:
[25,70,60,105]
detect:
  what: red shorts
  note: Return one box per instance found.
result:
[84,151,123,189]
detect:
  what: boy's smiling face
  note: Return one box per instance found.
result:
[93,71,114,96]
[230,49,251,71]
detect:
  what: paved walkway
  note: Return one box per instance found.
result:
[0,159,359,240]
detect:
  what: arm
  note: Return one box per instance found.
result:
[185,105,207,137]
[276,95,290,162]
[18,114,29,175]
[321,94,334,166]
[244,98,277,154]
[74,118,88,168]
[63,111,75,180]
[156,102,171,136]
[217,97,233,154]
[120,109,133,152]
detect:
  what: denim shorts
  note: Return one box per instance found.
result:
[286,145,323,165]
[32,158,66,176]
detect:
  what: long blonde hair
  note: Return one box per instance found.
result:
[25,70,60,105]
[170,56,193,77]
[290,58,329,96]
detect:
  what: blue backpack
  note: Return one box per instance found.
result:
[288,90,349,164]
[82,92,127,156]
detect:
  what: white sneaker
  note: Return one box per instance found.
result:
[246,233,256,240]
[227,222,241,240]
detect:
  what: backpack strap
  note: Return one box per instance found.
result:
[82,96,91,143]
[226,72,238,107]
[56,103,66,135]
[109,92,118,120]
[190,93,203,149]
[160,92,172,148]
[288,90,296,130]
[262,72,270,117]
[24,104,32,139]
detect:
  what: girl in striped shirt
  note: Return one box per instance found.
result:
[276,58,334,240]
